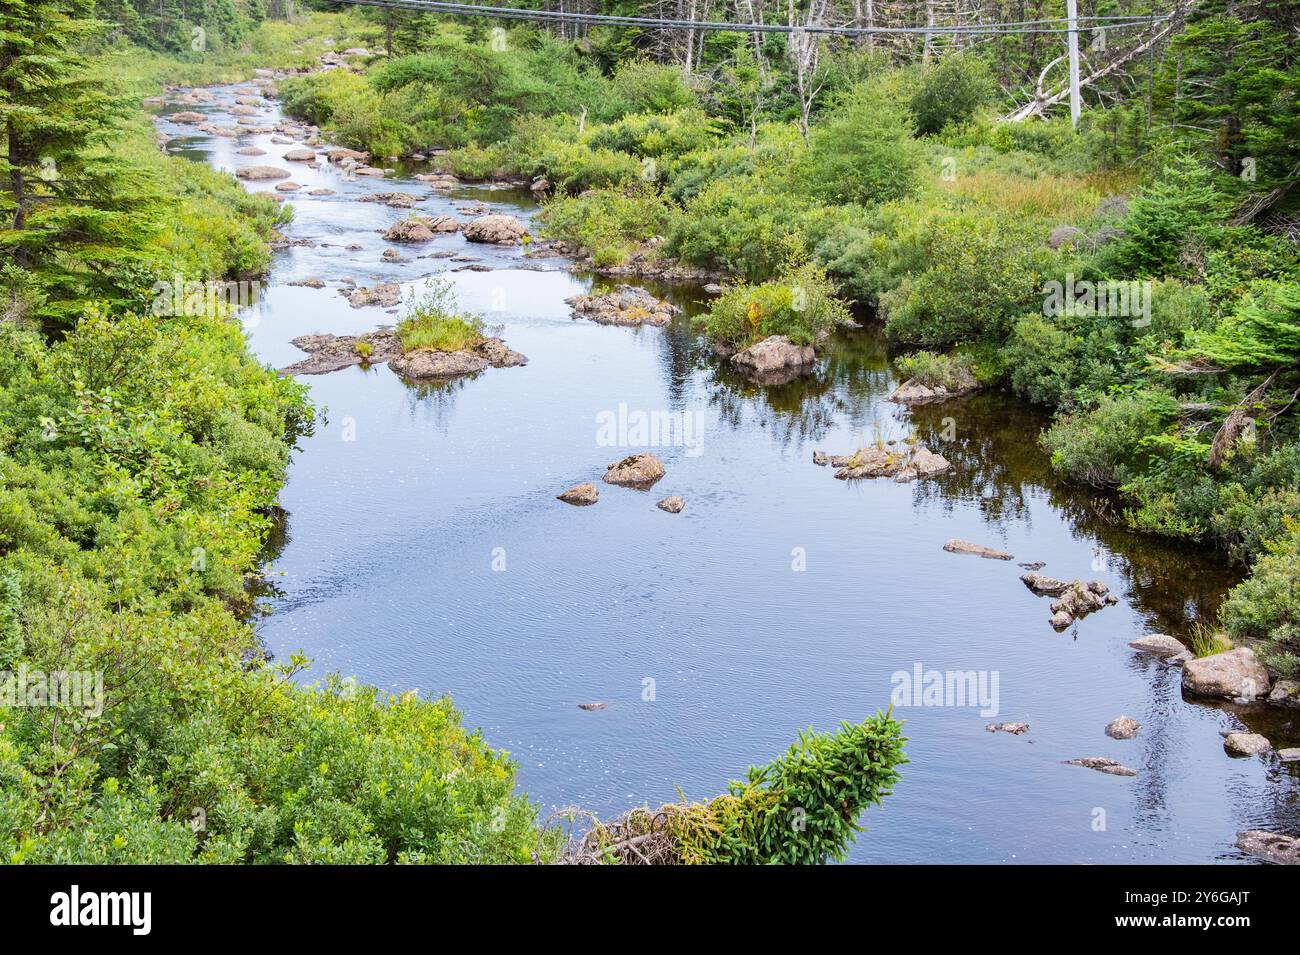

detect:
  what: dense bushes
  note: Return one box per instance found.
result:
[699,260,852,349]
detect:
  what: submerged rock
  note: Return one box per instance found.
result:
[566,285,679,327]
[986,722,1030,735]
[1105,716,1141,740]
[944,539,1014,560]
[657,495,685,514]
[1224,732,1271,757]
[603,453,665,489]
[577,702,608,711]
[237,146,266,156]
[1182,647,1272,700]
[462,213,528,244]
[557,483,599,506]
[1064,757,1137,777]
[1236,830,1300,865]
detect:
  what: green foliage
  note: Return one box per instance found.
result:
[910,54,996,136]
[538,184,676,266]
[1175,280,1300,371]
[894,350,975,391]
[586,712,906,864]
[396,279,484,353]
[1222,518,1300,677]
[1042,390,1179,488]
[699,259,852,349]
[1097,155,1231,280]
[802,77,921,207]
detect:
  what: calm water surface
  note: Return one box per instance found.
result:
[158,85,1300,864]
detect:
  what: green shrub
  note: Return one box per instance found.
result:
[894,350,975,390]
[538,184,676,266]
[910,54,995,136]
[699,259,852,349]
[581,712,905,865]
[802,78,921,207]
[396,280,485,352]
[1222,519,1300,676]
[1042,390,1179,487]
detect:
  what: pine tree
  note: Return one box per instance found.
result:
[0,0,154,323]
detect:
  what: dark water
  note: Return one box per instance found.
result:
[159,85,1300,864]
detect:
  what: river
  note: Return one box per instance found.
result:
[155,81,1299,864]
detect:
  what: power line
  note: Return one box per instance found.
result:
[325,0,1172,38]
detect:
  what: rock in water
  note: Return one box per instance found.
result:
[1064,757,1137,777]
[1182,647,1272,700]
[283,147,316,161]
[348,283,403,309]
[944,539,1014,560]
[577,702,608,711]
[730,335,815,383]
[462,214,528,244]
[1277,748,1300,762]
[888,366,980,405]
[557,483,599,506]
[566,286,679,327]
[383,218,436,242]
[1105,716,1141,740]
[603,453,665,489]
[235,165,291,180]
[657,496,685,513]
[1128,634,1188,658]
[986,722,1030,735]
[1267,680,1300,708]
[1223,732,1271,757]
[1236,830,1300,865]
[389,350,487,379]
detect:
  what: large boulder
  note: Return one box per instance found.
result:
[1182,647,1272,700]
[462,214,528,244]
[325,147,370,163]
[235,165,291,180]
[566,286,679,327]
[1223,732,1271,757]
[603,453,665,489]
[383,219,436,242]
[731,335,814,383]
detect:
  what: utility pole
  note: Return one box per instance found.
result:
[1066,0,1081,127]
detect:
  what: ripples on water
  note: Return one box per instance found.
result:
[157,85,1300,864]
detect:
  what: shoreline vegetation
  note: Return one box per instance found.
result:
[0,1,1296,863]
